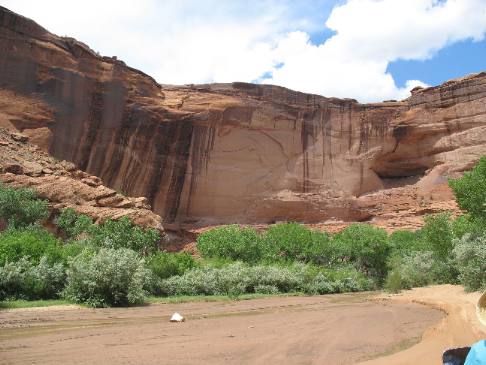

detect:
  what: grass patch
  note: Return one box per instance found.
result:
[0,299,77,310]
[147,292,303,304]
[1,293,303,310]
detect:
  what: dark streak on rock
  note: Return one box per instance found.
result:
[79,82,103,171]
[163,119,194,222]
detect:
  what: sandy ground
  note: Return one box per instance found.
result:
[359,285,486,365]
[0,291,447,365]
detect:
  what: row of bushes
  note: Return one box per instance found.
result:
[1,241,373,306]
[198,223,390,279]
[0,257,65,300]
[158,262,372,297]
[194,158,486,293]
[197,216,486,293]
[1,156,485,307]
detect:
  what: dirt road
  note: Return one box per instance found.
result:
[0,292,444,365]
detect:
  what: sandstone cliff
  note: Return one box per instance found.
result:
[1,6,485,230]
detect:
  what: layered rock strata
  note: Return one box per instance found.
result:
[1,6,485,228]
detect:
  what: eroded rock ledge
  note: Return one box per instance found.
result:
[0,128,164,233]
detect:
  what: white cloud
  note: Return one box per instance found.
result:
[0,0,296,84]
[264,0,486,101]
[1,0,486,102]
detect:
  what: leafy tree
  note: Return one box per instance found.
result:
[90,217,159,254]
[421,213,453,260]
[57,208,93,238]
[333,224,390,280]
[388,229,424,256]
[197,225,263,263]
[264,222,333,264]
[57,209,159,255]
[0,183,48,228]
[451,214,485,239]
[146,252,198,280]
[449,157,486,219]
[0,226,63,266]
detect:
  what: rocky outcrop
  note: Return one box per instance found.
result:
[0,128,164,233]
[1,6,485,229]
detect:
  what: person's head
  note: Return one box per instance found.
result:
[477,291,486,327]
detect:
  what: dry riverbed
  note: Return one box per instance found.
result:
[0,289,463,365]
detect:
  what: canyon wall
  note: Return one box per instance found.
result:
[1,6,485,228]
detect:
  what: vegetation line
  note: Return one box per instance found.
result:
[0,157,485,308]
[1,293,302,309]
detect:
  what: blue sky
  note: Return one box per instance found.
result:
[388,39,486,88]
[1,0,486,102]
[302,1,486,89]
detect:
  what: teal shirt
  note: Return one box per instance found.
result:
[465,340,486,365]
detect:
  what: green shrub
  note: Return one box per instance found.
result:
[263,222,333,264]
[254,285,280,294]
[0,226,63,266]
[302,267,373,295]
[89,217,159,254]
[158,263,281,297]
[333,224,390,280]
[385,269,407,293]
[29,257,67,299]
[316,266,374,293]
[197,225,263,263]
[57,208,93,238]
[246,263,305,293]
[303,274,335,295]
[421,213,454,260]
[449,157,486,219]
[388,229,424,256]
[453,234,486,291]
[57,209,160,255]
[384,249,458,293]
[0,183,48,228]
[385,252,435,292]
[146,252,198,280]
[158,262,372,297]
[61,242,92,263]
[63,248,148,307]
[0,257,65,300]
[384,214,463,292]
[200,256,235,268]
[160,266,221,296]
[197,223,334,265]
[451,214,486,239]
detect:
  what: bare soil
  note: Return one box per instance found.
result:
[359,285,486,365]
[0,292,444,365]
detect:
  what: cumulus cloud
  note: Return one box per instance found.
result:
[264,0,486,101]
[0,0,303,84]
[2,0,486,102]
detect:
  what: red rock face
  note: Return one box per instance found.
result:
[1,6,485,229]
[0,128,164,233]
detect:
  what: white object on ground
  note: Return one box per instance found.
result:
[170,312,185,322]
